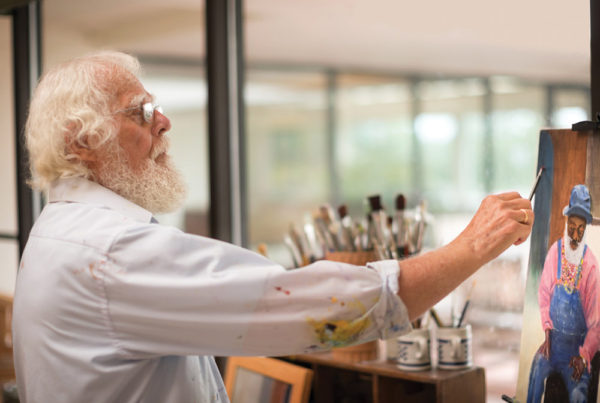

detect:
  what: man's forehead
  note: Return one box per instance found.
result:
[568,215,586,225]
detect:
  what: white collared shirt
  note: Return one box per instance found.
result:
[13,177,410,403]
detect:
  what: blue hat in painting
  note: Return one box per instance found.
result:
[563,184,593,224]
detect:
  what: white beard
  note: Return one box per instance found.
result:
[563,225,587,265]
[96,137,187,214]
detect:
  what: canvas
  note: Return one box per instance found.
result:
[516,129,600,403]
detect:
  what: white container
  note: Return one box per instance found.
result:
[395,328,431,371]
[436,325,472,370]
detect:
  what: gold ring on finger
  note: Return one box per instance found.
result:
[520,208,529,225]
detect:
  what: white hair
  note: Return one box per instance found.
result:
[25,51,141,191]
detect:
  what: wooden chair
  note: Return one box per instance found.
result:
[224,357,313,403]
[0,294,14,384]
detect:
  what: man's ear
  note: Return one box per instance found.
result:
[65,135,98,162]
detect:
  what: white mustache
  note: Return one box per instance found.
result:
[150,138,170,160]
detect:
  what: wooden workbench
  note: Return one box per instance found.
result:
[285,351,485,403]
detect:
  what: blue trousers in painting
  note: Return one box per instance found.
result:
[527,280,589,403]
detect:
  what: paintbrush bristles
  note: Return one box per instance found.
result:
[396,194,406,210]
[368,195,383,211]
[280,192,430,267]
[337,204,348,219]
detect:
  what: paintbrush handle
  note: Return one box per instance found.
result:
[429,308,444,328]
[456,300,470,328]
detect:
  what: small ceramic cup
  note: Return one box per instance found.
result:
[395,328,431,371]
[436,325,472,370]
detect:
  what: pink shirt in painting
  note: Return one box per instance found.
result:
[538,239,600,368]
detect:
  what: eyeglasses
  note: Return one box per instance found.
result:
[114,102,164,124]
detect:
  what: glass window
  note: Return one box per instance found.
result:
[553,87,589,128]
[246,70,328,265]
[336,74,412,218]
[0,16,17,237]
[417,78,487,214]
[491,77,545,195]
[0,15,19,295]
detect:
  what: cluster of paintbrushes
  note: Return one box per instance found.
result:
[283,194,430,268]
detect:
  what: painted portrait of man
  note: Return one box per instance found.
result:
[527,184,600,403]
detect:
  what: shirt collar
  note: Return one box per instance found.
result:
[48,177,154,223]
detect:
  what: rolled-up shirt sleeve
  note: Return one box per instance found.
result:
[101,224,411,359]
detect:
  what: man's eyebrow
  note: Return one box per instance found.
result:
[127,93,153,108]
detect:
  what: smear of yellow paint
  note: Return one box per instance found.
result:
[330,296,338,303]
[307,316,371,347]
[307,299,371,347]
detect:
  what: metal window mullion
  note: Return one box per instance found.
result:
[206,0,246,246]
[326,70,339,207]
[12,0,41,258]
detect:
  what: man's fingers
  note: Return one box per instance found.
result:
[504,197,533,211]
[512,208,534,226]
[494,191,523,201]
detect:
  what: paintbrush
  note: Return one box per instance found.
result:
[368,195,392,258]
[394,194,409,258]
[303,213,324,260]
[456,301,471,328]
[456,280,477,328]
[529,166,545,201]
[319,205,342,251]
[313,211,336,253]
[408,200,428,255]
[429,308,444,327]
[289,224,311,266]
[337,204,357,252]
[386,216,398,259]
[284,234,302,268]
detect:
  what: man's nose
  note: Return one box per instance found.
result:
[152,110,171,137]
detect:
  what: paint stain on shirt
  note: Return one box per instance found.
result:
[89,263,99,280]
[87,260,106,280]
[307,299,370,347]
[307,316,371,347]
[274,286,291,295]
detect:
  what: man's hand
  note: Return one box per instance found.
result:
[569,355,586,382]
[537,329,551,359]
[455,192,534,266]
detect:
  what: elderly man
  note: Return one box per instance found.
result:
[13,51,533,402]
[527,185,599,403]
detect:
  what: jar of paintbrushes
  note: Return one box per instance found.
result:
[283,193,432,268]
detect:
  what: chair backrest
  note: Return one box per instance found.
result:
[224,357,313,403]
[0,294,14,383]
[0,294,13,352]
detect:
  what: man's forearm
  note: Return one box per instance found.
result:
[398,240,482,319]
[396,192,533,320]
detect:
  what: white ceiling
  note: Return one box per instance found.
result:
[44,0,591,84]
